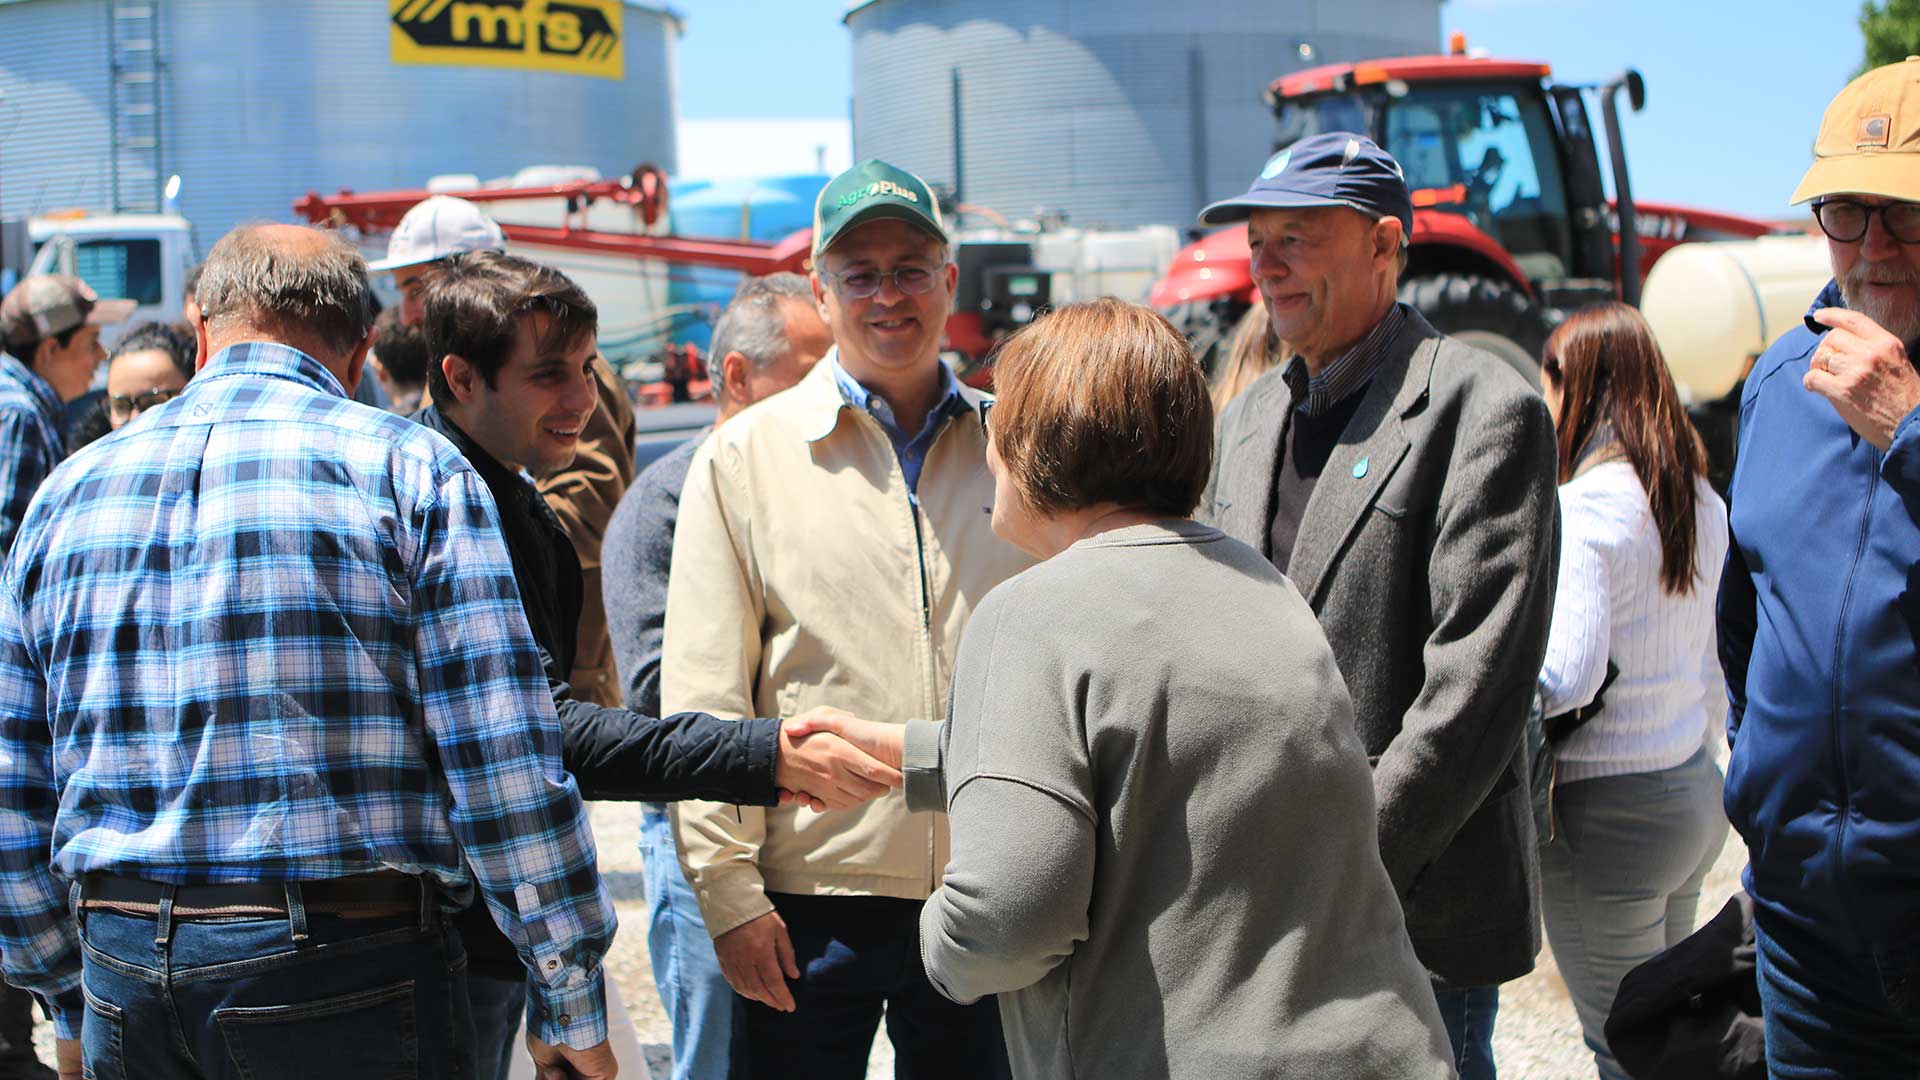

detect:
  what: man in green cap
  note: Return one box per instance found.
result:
[663,160,1030,1075]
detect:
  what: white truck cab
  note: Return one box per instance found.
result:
[22,211,194,345]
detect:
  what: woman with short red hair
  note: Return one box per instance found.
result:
[912,298,1453,1079]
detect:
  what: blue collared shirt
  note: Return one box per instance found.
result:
[829,350,971,497]
[0,354,68,556]
[0,343,615,1046]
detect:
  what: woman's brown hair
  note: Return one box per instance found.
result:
[1211,300,1283,412]
[1542,303,1706,595]
[990,298,1212,517]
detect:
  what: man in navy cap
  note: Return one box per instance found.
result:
[1199,132,1559,1079]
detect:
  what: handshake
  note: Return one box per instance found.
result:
[772,707,908,812]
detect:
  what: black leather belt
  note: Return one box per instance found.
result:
[79,872,427,920]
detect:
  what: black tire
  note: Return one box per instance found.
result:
[1399,272,1549,387]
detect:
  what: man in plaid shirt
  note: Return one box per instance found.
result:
[0,224,618,1079]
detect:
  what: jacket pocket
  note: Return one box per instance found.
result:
[1876,933,1920,1018]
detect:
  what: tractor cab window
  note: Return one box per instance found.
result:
[1273,95,1372,150]
[1381,88,1572,282]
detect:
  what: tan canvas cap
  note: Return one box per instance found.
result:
[1792,56,1920,205]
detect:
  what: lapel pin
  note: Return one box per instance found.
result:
[1352,457,1369,479]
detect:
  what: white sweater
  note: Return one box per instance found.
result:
[1538,461,1729,784]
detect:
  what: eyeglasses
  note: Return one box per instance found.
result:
[818,264,941,299]
[107,387,180,421]
[1811,199,1920,245]
[978,398,994,440]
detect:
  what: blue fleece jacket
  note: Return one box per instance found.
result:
[1720,279,1920,945]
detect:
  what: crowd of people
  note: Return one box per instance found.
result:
[0,55,1903,1080]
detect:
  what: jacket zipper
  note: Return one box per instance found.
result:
[907,462,943,892]
[853,406,950,894]
[1827,451,1877,884]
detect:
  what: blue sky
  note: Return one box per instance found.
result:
[669,0,1867,218]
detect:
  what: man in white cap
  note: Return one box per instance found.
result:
[1717,57,1920,1077]
[369,194,510,328]
[378,194,638,710]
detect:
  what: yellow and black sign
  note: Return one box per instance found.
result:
[391,0,624,81]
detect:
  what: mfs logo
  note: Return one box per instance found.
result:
[390,0,624,80]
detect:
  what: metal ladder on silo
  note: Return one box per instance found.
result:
[107,0,163,214]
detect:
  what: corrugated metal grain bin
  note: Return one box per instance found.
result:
[845,0,1440,228]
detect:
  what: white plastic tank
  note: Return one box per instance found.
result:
[1640,235,1832,404]
[1027,226,1182,304]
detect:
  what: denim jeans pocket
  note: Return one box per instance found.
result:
[79,981,125,1080]
[215,979,418,1080]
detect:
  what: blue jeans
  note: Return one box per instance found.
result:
[640,803,735,1080]
[1754,906,1920,1078]
[733,892,1010,1080]
[467,970,529,1080]
[1433,986,1499,1080]
[1539,747,1729,1080]
[75,891,474,1079]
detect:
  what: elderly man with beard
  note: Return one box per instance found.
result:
[1716,57,1920,1078]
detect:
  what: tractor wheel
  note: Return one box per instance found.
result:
[1399,272,1549,388]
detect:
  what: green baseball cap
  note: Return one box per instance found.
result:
[812,159,948,260]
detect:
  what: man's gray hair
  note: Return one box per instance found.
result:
[196,224,376,357]
[709,272,814,406]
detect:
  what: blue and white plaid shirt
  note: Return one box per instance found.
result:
[0,353,68,556]
[0,342,616,1047]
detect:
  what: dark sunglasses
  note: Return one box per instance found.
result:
[1812,199,1920,245]
[107,388,180,421]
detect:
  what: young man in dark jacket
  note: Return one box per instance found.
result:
[413,250,900,1080]
[1718,59,1920,1077]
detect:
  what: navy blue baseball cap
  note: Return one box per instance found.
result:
[1199,132,1414,239]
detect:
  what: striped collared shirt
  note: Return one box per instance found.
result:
[0,342,615,1047]
[0,354,67,555]
[1283,303,1409,417]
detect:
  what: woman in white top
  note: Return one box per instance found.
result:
[1535,303,1732,1080]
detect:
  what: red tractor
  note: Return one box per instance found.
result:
[1150,43,1783,381]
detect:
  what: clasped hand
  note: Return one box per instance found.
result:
[772,706,905,813]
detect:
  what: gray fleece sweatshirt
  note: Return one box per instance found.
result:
[913,520,1455,1080]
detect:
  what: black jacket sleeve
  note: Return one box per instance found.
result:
[1716,527,1755,750]
[543,638,781,805]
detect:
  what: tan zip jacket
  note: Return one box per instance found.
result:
[664,354,1033,937]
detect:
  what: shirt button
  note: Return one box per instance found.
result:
[546,960,559,970]
[558,1013,571,1025]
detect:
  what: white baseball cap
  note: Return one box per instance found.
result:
[368,195,507,272]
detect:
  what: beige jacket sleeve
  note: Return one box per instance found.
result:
[663,433,775,938]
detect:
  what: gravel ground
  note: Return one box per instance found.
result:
[595,793,1751,1080]
[32,790,1745,1079]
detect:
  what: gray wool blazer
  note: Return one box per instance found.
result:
[1204,304,1560,989]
